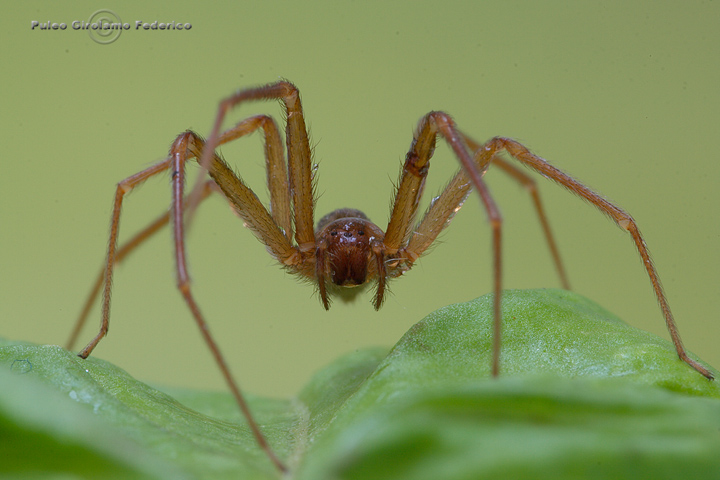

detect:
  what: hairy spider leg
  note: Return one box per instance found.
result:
[463,134,570,290]
[384,111,504,376]
[478,136,711,380]
[74,116,306,473]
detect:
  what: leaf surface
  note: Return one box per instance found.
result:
[2,289,718,479]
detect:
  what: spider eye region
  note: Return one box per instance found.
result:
[324,220,371,286]
[317,215,385,288]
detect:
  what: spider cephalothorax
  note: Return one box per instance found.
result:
[314,208,397,309]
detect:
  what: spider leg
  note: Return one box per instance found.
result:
[463,133,570,290]
[65,180,217,351]
[216,115,293,242]
[395,127,568,295]
[76,120,301,473]
[481,136,713,380]
[74,115,300,354]
[385,112,504,376]
[191,81,316,254]
[168,135,286,472]
[77,158,174,359]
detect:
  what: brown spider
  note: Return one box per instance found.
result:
[66,81,712,472]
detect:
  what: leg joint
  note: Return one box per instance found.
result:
[403,152,429,178]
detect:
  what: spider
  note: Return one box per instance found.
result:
[66,80,712,473]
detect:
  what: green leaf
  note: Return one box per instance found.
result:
[2,289,719,479]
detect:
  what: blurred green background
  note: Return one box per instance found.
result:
[2,1,718,398]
